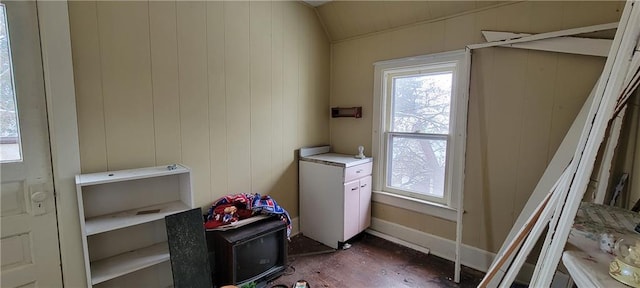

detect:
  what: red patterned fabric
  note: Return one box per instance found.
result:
[204,193,292,238]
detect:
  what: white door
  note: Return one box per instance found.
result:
[0,1,63,287]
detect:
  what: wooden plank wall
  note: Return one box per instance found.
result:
[68,1,330,214]
[328,1,624,252]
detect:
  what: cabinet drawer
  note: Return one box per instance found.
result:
[344,162,372,182]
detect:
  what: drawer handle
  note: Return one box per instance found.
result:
[351,187,358,191]
[356,170,362,173]
[361,184,367,188]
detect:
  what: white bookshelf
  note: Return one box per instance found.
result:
[85,200,190,236]
[91,242,170,285]
[76,164,193,287]
[77,165,190,186]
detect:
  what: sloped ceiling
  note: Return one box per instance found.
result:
[313,1,506,42]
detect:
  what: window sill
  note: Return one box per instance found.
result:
[372,190,458,222]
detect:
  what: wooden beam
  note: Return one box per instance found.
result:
[474,16,626,288]
[593,34,640,209]
[499,37,612,57]
[616,53,640,113]
[593,107,626,204]
[468,22,618,50]
[483,31,612,57]
[454,48,472,284]
[482,31,531,42]
[498,170,572,288]
[530,1,640,286]
[476,24,621,281]
[479,170,569,287]
[488,5,638,287]
[531,157,579,282]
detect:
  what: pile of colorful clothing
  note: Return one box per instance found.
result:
[205,193,292,239]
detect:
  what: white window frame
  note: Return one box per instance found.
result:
[372,50,469,221]
[0,3,23,163]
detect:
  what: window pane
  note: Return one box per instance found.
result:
[391,72,452,134]
[0,4,21,162]
[388,136,447,198]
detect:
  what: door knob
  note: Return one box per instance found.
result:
[31,191,47,202]
[31,191,48,216]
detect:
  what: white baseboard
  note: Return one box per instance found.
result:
[369,217,493,272]
[366,229,431,255]
[368,217,569,287]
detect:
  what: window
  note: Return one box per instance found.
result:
[0,4,21,163]
[372,51,468,217]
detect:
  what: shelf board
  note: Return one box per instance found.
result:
[85,201,190,236]
[77,164,189,186]
[91,242,170,285]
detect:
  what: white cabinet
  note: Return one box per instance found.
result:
[76,164,193,287]
[343,175,372,241]
[299,152,372,249]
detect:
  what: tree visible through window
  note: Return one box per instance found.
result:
[0,3,21,163]
[388,73,452,198]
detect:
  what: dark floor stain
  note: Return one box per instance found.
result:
[267,233,493,288]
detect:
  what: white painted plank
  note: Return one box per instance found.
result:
[483,192,551,287]
[454,48,472,284]
[535,10,640,286]
[481,168,567,287]
[90,242,169,285]
[593,107,626,204]
[531,2,640,286]
[629,99,640,209]
[468,22,618,50]
[482,31,531,42]
[482,30,612,57]
[616,54,640,113]
[501,37,612,57]
[488,10,634,287]
[84,201,190,236]
[498,170,570,287]
[76,164,188,186]
[37,2,85,286]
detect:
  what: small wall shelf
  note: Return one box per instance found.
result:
[331,107,362,118]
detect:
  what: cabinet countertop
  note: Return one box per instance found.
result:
[300,153,372,167]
